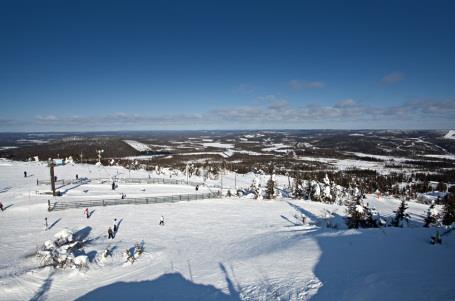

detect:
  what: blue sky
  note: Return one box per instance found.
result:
[1,0,454,131]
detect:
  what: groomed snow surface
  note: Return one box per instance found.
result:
[0,160,454,300]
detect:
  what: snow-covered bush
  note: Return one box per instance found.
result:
[36,229,88,270]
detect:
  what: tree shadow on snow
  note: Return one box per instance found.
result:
[73,226,92,242]
[287,201,321,223]
[76,272,241,301]
[219,263,242,300]
[280,214,301,227]
[85,250,98,262]
[286,201,345,229]
[29,271,54,301]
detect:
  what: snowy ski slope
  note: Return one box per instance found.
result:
[0,160,454,300]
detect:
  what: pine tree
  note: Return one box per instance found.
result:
[363,205,378,228]
[293,174,304,199]
[346,197,366,228]
[265,175,275,199]
[442,193,455,227]
[423,202,437,227]
[437,181,447,192]
[392,199,411,227]
[250,178,261,199]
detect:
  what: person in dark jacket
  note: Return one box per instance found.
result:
[159,215,165,226]
[108,227,114,239]
[431,230,442,245]
[0,202,3,211]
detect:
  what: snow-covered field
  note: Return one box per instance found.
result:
[123,140,151,152]
[0,160,454,300]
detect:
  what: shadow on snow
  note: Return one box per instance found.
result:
[76,272,241,301]
[285,201,455,301]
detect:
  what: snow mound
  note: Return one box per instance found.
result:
[54,229,74,243]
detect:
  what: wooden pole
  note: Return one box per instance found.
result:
[50,162,56,196]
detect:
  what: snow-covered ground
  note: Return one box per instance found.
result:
[423,154,455,161]
[0,160,454,300]
[123,140,151,152]
[262,143,292,153]
[200,142,234,149]
[443,130,455,140]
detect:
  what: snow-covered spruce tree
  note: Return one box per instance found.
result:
[250,177,262,199]
[322,185,332,203]
[293,174,305,199]
[311,181,321,202]
[423,201,438,227]
[265,175,275,199]
[392,198,411,227]
[442,192,455,227]
[346,196,366,229]
[363,205,379,228]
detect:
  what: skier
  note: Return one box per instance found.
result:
[24,171,27,178]
[108,227,114,239]
[431,230,442,245]
[76,174,79,180]
[44,217,48,231]
[195,185,199,191]
[0,202,3,211]
[113,218,118,233]
[134,242,143,257]
[159,215,165,226]
[112,181,116,190]
[124,249,134,263]
[84,208,89,218]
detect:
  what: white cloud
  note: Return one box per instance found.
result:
[334,99,357,108]
[234,84,256,94]
[21,98,455,130]
[381,72,405,84]
[36,115,58,123]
